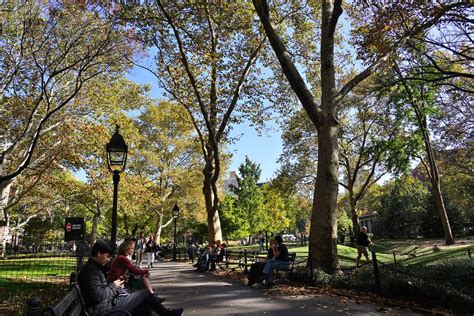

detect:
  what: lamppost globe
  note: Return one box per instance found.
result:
[106,125,128,250]
[172,204,180,218]
[106,125,128,172]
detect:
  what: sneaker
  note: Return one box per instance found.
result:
[167,308,184,316]
[264,282,274,289]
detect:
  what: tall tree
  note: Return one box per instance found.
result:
[392,71,455,244]
[0,1,133,254]
[130,101,204,243]
[352,1,472,244]
[252,0,468,272]
[231,156,266,240]
[122,1,274,242]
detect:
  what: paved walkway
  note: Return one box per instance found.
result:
[147,260,421,316]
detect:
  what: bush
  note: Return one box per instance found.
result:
[289,259,474,313]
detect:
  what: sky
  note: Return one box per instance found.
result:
[125,65,283,182]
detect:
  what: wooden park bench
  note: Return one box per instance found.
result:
[273,252,296,282]
[221,249,258,272]
[26,273,131,316]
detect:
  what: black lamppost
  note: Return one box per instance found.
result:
[172,204,180,261]
[106,125,128,249]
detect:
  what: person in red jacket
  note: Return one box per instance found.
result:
[108,239,154,293]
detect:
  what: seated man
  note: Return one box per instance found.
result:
[78,240,183,316]
[262,235,290,288]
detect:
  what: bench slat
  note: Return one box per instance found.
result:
[53,289,78,314]
[70,303,82,316]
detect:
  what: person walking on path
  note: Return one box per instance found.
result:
[356,226,372,266]
[78,240,183,316]
[262,235,290,288]
[146,236,156,268]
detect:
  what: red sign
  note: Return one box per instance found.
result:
[66,223,72,232]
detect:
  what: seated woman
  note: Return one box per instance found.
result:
[108,240,154,293]
[247,238,275,286]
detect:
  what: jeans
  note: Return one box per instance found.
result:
[114,289,168,316]
[262,259,290,283]
[147,252,155,267]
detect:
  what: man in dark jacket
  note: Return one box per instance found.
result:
[78,241,183,316]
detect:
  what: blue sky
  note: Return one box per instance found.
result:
[126,65,282,182]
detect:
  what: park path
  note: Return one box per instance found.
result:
[147,260,421,316]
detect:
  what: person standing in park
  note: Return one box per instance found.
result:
[136,235,146,268]
[262,235,290,288]
[78,240,183,316]
[356,226,372,266]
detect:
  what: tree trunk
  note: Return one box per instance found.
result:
[422,134,454,244]
[395,67,455,245]
[203,161,222,242]
[252,0,341,273]
[431,178,454,244]
[123,213,129,237]
[422,121,454,245]
[0,179,13,257]
[154,211,164,245]
[309,120,340,274]
[90,211,100,244]
[349,192,360,244]
[308,0,341,274]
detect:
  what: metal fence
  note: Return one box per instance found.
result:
[0,239,86,315]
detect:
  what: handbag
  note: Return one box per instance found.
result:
[126,274,144,290]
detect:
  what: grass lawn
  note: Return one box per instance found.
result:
[227,239,473,268]
[0,256,76,281]
[0,257,76,315]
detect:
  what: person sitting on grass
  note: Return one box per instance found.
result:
[356,226,372,267]
[108,240,155,294]
[78,240,183,316]
[262,235,290,288]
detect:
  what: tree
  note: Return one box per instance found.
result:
[391,72,455,244]
[338,87,404,239]
[419,193,466,238]
[0,1,133,254]
[442,162,474,223]
[231,156,266,240]
[62,77,148,243]
[129,101,204,243]
[219,195,248,241]
[252,0,469,273]
[373,175,429,239]
[120,1,276,242]
[351,1,472,244]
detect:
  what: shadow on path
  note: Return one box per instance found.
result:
[147,260,420,316]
